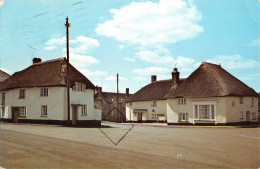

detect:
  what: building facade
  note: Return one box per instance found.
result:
[0,58,101,126]
[165,62,258,125]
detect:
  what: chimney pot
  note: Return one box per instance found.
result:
[33,57,42,64]
[151,75,157,83]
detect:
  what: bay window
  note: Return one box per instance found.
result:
[194,104,215,120]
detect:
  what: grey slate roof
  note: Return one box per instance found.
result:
[165,62,258,99]
[0,57,95,91]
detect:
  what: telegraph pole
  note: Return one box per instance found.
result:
[117,73,119,122]
[65,16,71,122]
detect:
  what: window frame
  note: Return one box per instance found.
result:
[193,104,216,120]
[73,82,86,91]
[19,89,26,99]
[239,97,243,104]
[40,88,48,96]
[81,105,87,116]
[18,107,26,117]
[251,97,254,107]
[1,92,5,105]
[151,100,157,107]
[252,112,256,120]
[240,111,244,120]
[179,112,188,121]
[41,105,48,117]
[178,98,186,104]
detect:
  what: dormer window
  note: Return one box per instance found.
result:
[178,98,186,104]
[73,82,86,91]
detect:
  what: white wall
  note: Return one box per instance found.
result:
[126,100,167,121]
[70,89,101,121]
[167,97,227,124]
[1,87,66,120]
[0,87,101,121]
[225,96,258,123]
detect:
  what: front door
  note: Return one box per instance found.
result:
[137,113,142,123]
[72,106,77,125]
[246,111,250,121]
[12,107,19,123]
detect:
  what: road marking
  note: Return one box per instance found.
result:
[239,135,260,140]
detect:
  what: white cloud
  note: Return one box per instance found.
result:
[135,50,174,64]
[45,36,100,53]
[0,67,11,74]
[134,76,147,81]
[124,57,135,62]
[69,36,100,54]
[208,54,260,69]
[79,68,108,77]
[118,45,125,49]
[105,75,127,81]
[248,37,260,46]
[45,37,66,46]
[96,0,203,46]
[0,0,4,7]
[44,46,56,50]
[132,66,170,76]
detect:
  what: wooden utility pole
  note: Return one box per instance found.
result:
[117,73,119,122]
[65,16,71,122]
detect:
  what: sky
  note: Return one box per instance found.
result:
[0,0,259,93]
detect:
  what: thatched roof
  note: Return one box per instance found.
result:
[127,79,185,102]
[0,69,10,82]
[165,62,258,99]
[0,57,95,91]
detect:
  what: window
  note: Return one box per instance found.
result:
[19,89,26,99]
[179,113,188,121]
[178,98,186,104]
[152,114,158,119]
[41,105,48,117]
[194,104,215,120]
[40,88,48,96]
[18,107,26,117]
[73,82,86,91]
[82,105,87,116]
[252,112,256,120]
[240,111,244,119]
[251,97,254,107]
[240,97,243,104]
[1,92,5,105]
[151,101,157,106]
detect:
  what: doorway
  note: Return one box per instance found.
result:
[72,106,78,125]
[246,111,250,121]
[11,107,19,123]
[137,113,142,123]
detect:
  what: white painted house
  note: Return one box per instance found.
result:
[126,72,185,122]
[0,58,101,127]
[165,62,258,125]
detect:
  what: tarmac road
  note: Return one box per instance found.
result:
[0,122,259,169]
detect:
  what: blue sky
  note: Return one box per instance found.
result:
[0,0,259,93]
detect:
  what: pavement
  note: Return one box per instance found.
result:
[1,122,260,168]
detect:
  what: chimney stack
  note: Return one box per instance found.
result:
[172,68,180,87]
[151,75,157,83]
[96,86,102,93]
[33,57,42,64]
[126,88,129,97]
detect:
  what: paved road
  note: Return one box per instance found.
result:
[0,122,259,168]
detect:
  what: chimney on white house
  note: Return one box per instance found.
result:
[33,57,42,64]
[151,75,157,83]
[172,68,180,87]
[126,88,129,97]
